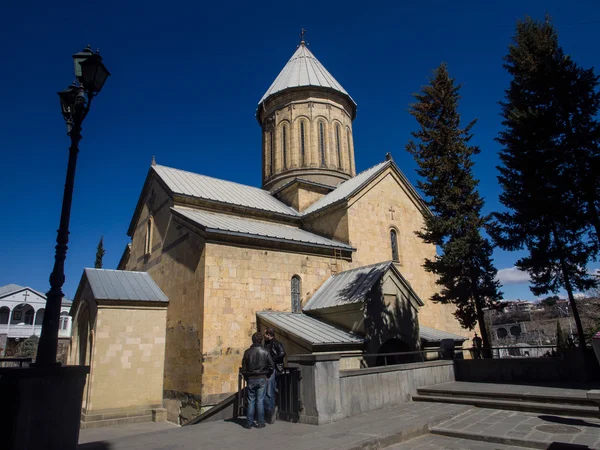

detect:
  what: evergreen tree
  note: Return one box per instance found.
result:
[406,63,503,355]
[17,335,39,359]
[95,236,105,269]
[492,16,598,350]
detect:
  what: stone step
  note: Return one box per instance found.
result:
[385,433,531,449]
[412,394,599,418]
[417,385,596,407]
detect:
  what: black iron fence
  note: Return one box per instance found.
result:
[237,367,302,422]
[0,358,32,368]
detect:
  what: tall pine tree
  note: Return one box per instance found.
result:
[492,16,598,350]
[95,236,105,269]
[406,63,502,354]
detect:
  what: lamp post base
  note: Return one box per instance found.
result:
[0,365,89,450]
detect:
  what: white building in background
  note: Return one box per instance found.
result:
[0,284,72,356]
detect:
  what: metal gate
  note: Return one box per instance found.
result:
[237,367,302,422]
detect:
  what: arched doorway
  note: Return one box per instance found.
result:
[376,338,412,366]
[0,306,9,325]
[35,308,45,326]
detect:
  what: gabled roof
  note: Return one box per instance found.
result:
[303,261,423,312]
[83,268,168,302]
[0,284,46,300]
[257,311,363,349]
[258,44,355,107]
[420,325,467,343]
[173,207,354,251]
[302,158,430,218]
[153,165,299,218]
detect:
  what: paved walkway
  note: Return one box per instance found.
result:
[431,407,600,449]
[78,402,470,450]
[388,434,530,449]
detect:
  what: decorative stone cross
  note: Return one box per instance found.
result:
[22,291,30,300]
[389,206,396,220]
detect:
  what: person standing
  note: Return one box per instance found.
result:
[472,332,483,359]
[241,332,274,429]
[263,328,286,424]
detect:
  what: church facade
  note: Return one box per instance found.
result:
[119,41,466,421]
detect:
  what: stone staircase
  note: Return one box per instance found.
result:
[412,381,599,418]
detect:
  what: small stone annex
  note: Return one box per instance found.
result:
[71,40,468,425]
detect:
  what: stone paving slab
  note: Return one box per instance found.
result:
[78,402,470,450]
[387,434,530,449]
[419,381,599,402]
[430,407,600,449]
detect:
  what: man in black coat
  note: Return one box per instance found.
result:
[263,328,286,424]
[241,332,274,429]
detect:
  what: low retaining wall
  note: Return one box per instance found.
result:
[287,354,454,425]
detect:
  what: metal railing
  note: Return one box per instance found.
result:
[0,358,33,368]
[237,367,302,422]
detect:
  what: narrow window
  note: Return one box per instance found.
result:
[300,121,306,166]
[336,124,342,168]
[347,129,353,172]
[269,131,274,175]
[390,229,399,262]
[291,276,301,313]
[319,122,326,166]
[145,217,153,255]
[282,125,287,169]
[60,311,69,330]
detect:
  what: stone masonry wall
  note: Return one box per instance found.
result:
[86,306,167,412]
[201,243,336,400]
[344,169,465,336]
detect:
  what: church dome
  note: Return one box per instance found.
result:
[257,42,357,191]
[257,43,356,113]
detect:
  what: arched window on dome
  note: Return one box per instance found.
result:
[336,124,342,168]
[300,121,306,166]
[291,276,301,313]
[347,129,353,173]
[390,229,399,262]
[269,131,274,175]
[282,124,288,169]
[319,121,326,166]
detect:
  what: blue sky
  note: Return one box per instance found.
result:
[0,0,599,301]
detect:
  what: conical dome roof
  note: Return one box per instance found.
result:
[258,44,355,107]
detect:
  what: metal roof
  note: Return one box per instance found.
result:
[173,207,354,251]
[302,161,390,215]
[84,268,168,302]
[303,262,392,311]
[0,284,24,297]
[258,44,355,106]
[153,165,299,217]
[257,311,363,346]
[420,325,467,342]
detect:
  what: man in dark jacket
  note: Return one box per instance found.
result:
[263,328,286,424]
[241,332,274,429]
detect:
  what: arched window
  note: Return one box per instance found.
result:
[336,124,342,168]
[390,229,399,262]
[35,308,45,325]
[347,129,353,173]
[145,216,154,255]
[291,276,301,313]
[319,121,326,166]
[300,121,306,166]
[269,131,274,175]
[24,309,34,325]
[0,307,9,325]
[60,311,70,330]
[282,125,288,169]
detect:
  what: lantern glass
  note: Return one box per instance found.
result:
[72,46,93,79]
[57,85,78,117]
[79,54,110,93]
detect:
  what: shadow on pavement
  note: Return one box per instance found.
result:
[539,415,600,429]
[546,443,590,449]
[77,442,111,449]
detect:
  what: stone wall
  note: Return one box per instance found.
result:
[288,354,454,424]
[201,243,336,401]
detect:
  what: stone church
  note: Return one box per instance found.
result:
[80,41,467,423]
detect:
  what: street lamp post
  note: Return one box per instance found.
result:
[35,46,110,367]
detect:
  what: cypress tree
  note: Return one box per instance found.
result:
[492,16,598,351]
[406,63,502,355]
[95,236,105,269]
